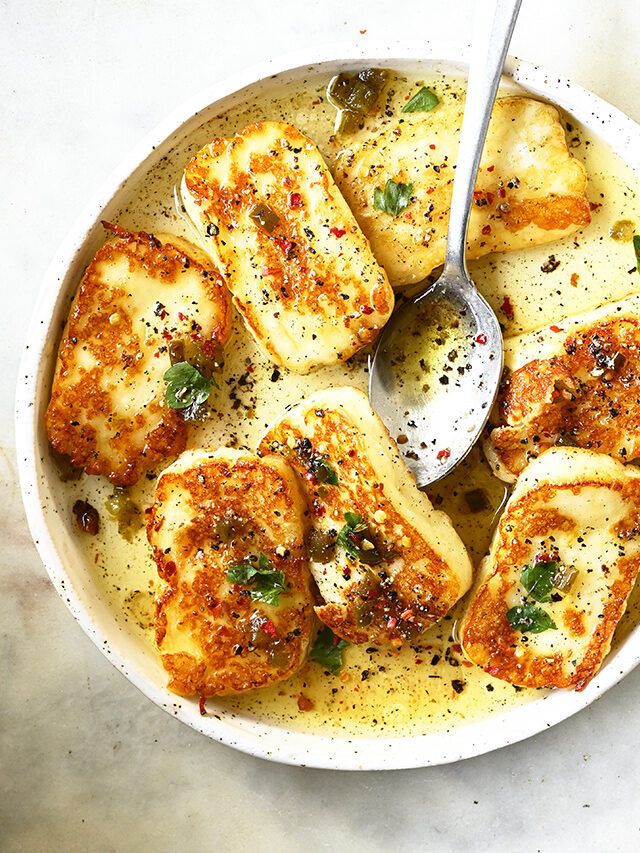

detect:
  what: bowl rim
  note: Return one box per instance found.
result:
[15,39,640,771]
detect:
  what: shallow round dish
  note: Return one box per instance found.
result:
[15,41,640,770]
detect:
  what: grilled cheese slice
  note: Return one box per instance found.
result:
[182,121,394,373]
[335,96,590,286]
[460,447,640,691]
[147,448,314,697]
[260,386,472,645]
[485,293,640,483]
[45,226,232,485]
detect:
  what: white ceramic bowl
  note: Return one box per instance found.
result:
[16,42,640,770]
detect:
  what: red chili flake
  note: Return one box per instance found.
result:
[452,643,462,653]
[550,324,564,333]
[332,634,342,646]
[162,329,173,341]
[274,237,293,256]
[297,694,314,711]
[501,296,515,320]
[387,617,398,629]
[536,552,551,562]
[359,28,367,34]
[260,619,278,639]
[486,192,494,205]
[312,98,321,105]
[343,567,352,580]
[415,659,423,665]
[199,696,207,716]
[481,224,492,235]
[153,351,160,358]
[486,665,500,676]
[177,312,186,321]
[487,165,495,172]
[330,227,346,238]
[429,143,436,150]
[426,186,435,194]
[497,187,506,198]
[312,501,326,518]
[261,266,280,276]
[288,192,302,208]
[437,448,451,460]
[589,201,602,212]
[347,449,356,457]
[201,339,220,357]
[473,190,483,199]
[361,305,374,315]
[570,273,579,287]
[475,333,488,344]
[246,363,254,373]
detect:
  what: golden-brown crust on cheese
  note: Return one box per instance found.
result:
[260,393,467,645]
[335,96,590,287]
[461,475,640,691]
[147,450,314,697]
[45,227,231,485]
[489,316,640,477]
[182,121,394,372]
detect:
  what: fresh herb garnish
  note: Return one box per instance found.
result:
[402,86,439,113]
[373,179,414,217]
[634,234,640,271]
[309,626,349,673]
[226,553,287,606]
[337,512,382,565]
[506,603,556,634]
[311,458,339,485]
[520,559,559,603]
[295,437,338,485]
[163,361,214,410]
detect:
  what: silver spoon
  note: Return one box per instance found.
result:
[369,0,522,487]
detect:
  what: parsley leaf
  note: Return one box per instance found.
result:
[520,560,559,603]
[402,86,439,113]
[373,180,414,217]
[310,457,339,486]
[309,626,349,673]
[226,553,287,606]
[506,603,556,634]
[634,234,640,271]
[336,512,383,565]
[163,361,212,410]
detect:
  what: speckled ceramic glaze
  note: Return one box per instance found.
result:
[15,42,640,770]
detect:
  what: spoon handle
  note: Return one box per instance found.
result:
[444,0,522,279]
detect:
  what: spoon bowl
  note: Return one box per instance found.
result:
[369,271,503,487]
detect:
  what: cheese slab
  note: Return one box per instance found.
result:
[260,386,472,645]
[182,121,393,373]
[460,447,640,691]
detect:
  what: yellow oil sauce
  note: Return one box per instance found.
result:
[59,69,640,737]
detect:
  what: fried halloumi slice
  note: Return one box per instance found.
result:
[181,121,394,373]
[147,448,314,697]
[460,447,640,691]
[335,96,590,286]
[260,386,472,645]
[485,293,640,483]
[45,225,232,486]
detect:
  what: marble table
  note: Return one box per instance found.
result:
[2,1,640,850]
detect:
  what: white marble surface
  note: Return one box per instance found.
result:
[3,1,640,850]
